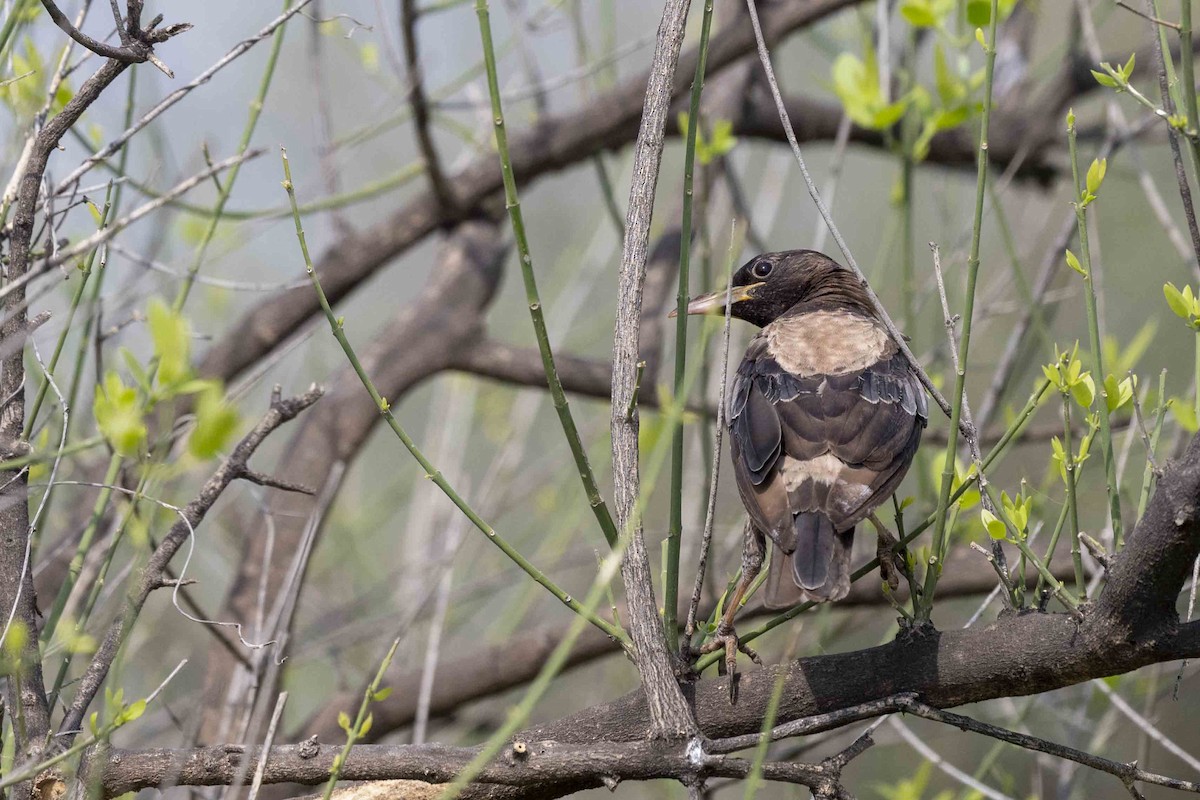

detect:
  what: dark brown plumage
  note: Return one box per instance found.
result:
[681,249,927,680]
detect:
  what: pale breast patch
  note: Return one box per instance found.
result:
[765,311,890,376]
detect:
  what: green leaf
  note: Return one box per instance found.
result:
[93,371,146,456]
[373,687,393,702]
[119,347,151,395]
[900,0,939,27]
[1086,157,1107,197]
[337,711,352,734]
[1171,396,1199,432]
[1122,52,1136,80]
[1065,249,1087,277]
[975,27,986,50]
[1071,373,1095,409]
[120,699,147,724]
[1091,70,1119,88]
[965,0,991,26]
[359,712,373,737]
[1166,282,1192,319]
[1042,362,1062,388]
[1104,374,1134,413]
[981,508,1006,540]
[870,99,909,129]
[147,298,191,387]
[188,384,239,460]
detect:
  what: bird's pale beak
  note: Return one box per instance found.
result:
[668,282,764,318]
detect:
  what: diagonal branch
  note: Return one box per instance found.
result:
[56,387,324,744]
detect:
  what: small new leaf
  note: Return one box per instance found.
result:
[1086,158,1107,197]
[337,711,352,734]
[1065,249,1087,277]
[1165,282,1192,319]
[981,508,1006,540]
[1070,373,1095,410]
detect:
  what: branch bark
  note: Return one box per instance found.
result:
[609,0,697,740]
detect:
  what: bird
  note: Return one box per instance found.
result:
[677,249,927,681]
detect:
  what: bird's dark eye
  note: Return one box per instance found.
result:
[752,260,773,279]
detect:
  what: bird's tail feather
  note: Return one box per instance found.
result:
[763,515,853,608]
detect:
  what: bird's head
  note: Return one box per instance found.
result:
[672,250,875,328]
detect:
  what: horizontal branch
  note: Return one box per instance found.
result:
[101,736,838,798]
[301,551,1080,745]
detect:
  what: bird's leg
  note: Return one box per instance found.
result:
[868,512,906,593]
[698,522,764,701]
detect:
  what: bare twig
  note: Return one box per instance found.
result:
[51,0,318,197]
[38,0,191,76]
[684,230,736,644]
[57,387,324,743]
[401,0,454,211]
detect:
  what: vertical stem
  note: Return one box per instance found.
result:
[1062,394,1086,600]
[664,0,715,654]
[1194,328,1200,425]
[171,0,291,313]
[1179,0,1200,179]
[1137,370,1168,519]
[1067,116,1124,548]
[282,150,629,646]
[474,0,619,548]
[920,0,999,621]
[38,454,122,645]
[25,186,113,437]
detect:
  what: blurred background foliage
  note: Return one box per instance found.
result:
[4,0,1200,797]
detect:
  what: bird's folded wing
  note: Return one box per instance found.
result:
[729,341,927,543]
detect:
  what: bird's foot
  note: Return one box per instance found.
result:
[875,528,905,592]
[699,622,762,703]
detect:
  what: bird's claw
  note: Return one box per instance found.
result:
[699,623,762,702]
[876,532,904,592]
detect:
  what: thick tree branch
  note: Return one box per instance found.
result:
[99,739,841,799]
[300,552,1080,746]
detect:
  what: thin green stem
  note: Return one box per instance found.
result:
[171,0,292,312]
[741,625,804,800]
[473,0,618,548]
[30,70,137,557]
[0,0,35,64]
[1195,328,1200,425]
[664,0,715,655]
[38,454,122,645]
[1138,370,1168,519]
[322,639,399,800]
[25,186,113,437]
[1011,535,1079,611]
[1179,1,1200,179]
[1062,396,1086,600]
[1067,115,1124,548]
[921,0,999,622]
[281,148,629,647]
[989,180,1055,358]
[437,541,627,800]
[69,126,424,221]
[1034,496,1071,601]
